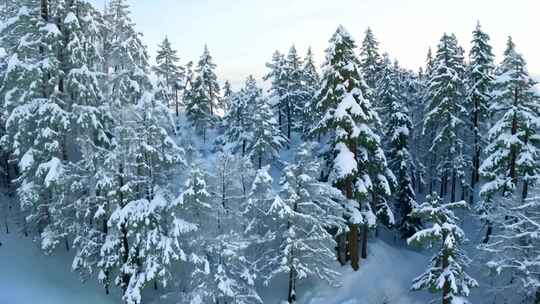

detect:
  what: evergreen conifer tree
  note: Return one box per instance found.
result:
[408,194,478,304]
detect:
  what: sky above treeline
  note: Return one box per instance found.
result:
[91,0,540,88]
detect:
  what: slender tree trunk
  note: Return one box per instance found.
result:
[470,97,480,204]
[287,100,291,140]
[521,130,530,202]
[336,233,347,265]
[451,170,456,202]
[348,224,359,270]
[509,88,519,186]
[522,181,529,202]
[361,223,368,259]
[287,266,296,303]
[175,85,179,117]
[482,221,492,244]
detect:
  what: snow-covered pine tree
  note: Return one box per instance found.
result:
[408,193,478,304]
[89,2,196,302]
[185,74,214,143]
[421,47,438,194]
[242,165,274,238]
[189,230,261,304]
[247,90,286,169]
[301,47,320,138]
[377,56,420,238]
[479,37,540,243]
[0,0,69,248]
[423,33,468,203]
[264,143,345,303]
[223,75,258,156]
[54,1,118,286]
[467,22,495,204]
[359,27,382,95]
[264,50,287,133]
[283,45,304,138]
[222,80,233,112]
[196,45,221,115]
[397,64,425,195]
[154,37,183,116]
[312,25,391,269]
[188,155,262,304]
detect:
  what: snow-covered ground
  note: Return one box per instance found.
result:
[301,239,430,304]
[0,222,121,304]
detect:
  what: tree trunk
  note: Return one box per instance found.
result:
[286,100,291,140]
[336,233,347,265]
[508,88,519,186]
[522,181,529,202]
[175,85,179,117]
[287,266,296,303]
[361,223,368,259]
[439,174,445,199]
[450,170,456,203]
[482,221,492,244]
[348,224,359,270]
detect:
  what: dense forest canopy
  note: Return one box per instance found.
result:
[0,1,539,304]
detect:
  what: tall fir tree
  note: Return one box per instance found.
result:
[408,194,478,304]
[283,45,304,138]
[301,47,321,138]
[423,33,468,203]
[377,56,420,238]
[0,0,68,248]
[154,37,183,116]
[264,50,287,133]
[195,45,221,115]
[247,88,286,169]
[359,27,382,95]
[313,25,392,270]
[467,22,495,204]
[264,144,345,303]
[479,37,540,243]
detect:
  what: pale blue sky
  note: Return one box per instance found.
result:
[93,0,540,88]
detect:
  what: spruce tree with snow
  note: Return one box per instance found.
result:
[264,50,288,133]
[467,22,495,204]
[479,37,540,243]
[377,57,420,238]
[247,92,286,169]
[423,33,468,202]
[408,193,478,304]
[283,45,305,138]
[181,166,212,219]
[154,37,183,116]
[0,0,69,248]
[359,27,382,93]
[189,231,262,304]
[263,144,345,303]
[301,47,321,138]
[222,80,233,112]
[195,45,221,115]
[312,25,392,269]
[185,73,215,143]
[242,165,274,237]
[223,75,258,156]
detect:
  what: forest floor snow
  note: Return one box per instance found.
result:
[0,214,121,304]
